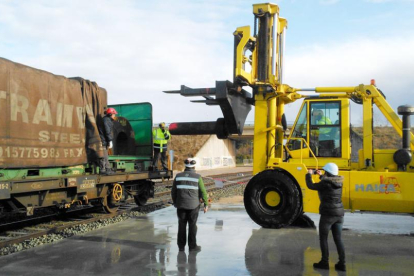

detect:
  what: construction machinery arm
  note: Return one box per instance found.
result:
[164,81,252,139]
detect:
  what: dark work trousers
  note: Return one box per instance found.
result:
[319,215,345,264]
[153,149,168,170]
[177,206,200,249]
[99,148,111,172]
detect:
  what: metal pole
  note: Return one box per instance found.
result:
[169,150,174,171]
[271,13,278,76]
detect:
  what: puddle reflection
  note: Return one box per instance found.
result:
[245,228,315,275]
[215,219,223,231]
[177,251,199,276]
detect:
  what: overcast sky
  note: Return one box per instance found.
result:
[1,0,414,127]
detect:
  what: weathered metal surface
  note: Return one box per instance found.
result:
[0,58,107,168]
[10,179,62,193]
[73,176,98,192]
[0,182,10,200]
[4,170,167,210]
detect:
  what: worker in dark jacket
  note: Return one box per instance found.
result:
[306,163,346,272]
[98,107,117,175]
[171,158,209,252]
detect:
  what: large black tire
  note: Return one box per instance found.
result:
[244,170,302,228]
[291,213,316,228]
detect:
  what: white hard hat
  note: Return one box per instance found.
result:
[323,163,339,176]
[184,158,196,168]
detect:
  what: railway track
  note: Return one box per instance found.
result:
[0,172,252,254]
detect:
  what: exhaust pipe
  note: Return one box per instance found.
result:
[393,105,414,171]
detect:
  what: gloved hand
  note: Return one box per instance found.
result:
[161,128,165,133]
[108,141,113,149]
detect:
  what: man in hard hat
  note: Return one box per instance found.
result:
[98,107,117,175]
[306,163,346,272]
[171,158,209,252]
[310,109,334,156]
[312,109,332,138]
[152,122,171,171]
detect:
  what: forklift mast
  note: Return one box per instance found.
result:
[164,3,289,174]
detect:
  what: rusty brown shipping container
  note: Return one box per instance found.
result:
[0,58,108,168]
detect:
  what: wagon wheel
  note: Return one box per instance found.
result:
[244,170,302,228]
[134,190,149,206]
[103,183,123,214]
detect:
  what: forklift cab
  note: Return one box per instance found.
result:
[286,98,351,169]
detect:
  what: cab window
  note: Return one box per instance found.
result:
[287,102,307,150]
[310,102,341,157]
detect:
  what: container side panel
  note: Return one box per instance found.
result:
[109,103,153,159]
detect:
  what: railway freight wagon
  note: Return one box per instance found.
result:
[0,58,172,218]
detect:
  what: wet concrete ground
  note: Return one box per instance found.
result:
[0,202,413,276]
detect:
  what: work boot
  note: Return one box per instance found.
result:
[179,247,185,252]
[104,169,115,175]
[189,245,201,252]
[335,263,346,272]
[99,170,114,176]
[313,261,329,270]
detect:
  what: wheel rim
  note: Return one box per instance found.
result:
[257,187,284,215]
[265,191,281,207]
[112,184,122,201]
[102,184,122,213]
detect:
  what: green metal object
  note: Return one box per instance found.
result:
[0,166,86,182]
[109,102,153,158]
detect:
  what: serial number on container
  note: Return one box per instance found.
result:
[0,146,84,159]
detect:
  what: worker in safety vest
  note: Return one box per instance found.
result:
[171,158,209,252]
[98,107,117,175]
[152,122,171,171]
[312,109,332,136]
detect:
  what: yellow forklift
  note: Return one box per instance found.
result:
[165,3,414,228]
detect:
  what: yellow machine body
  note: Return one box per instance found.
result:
[282,96,414,214]
[167,2,414,228]
[235,3,414,227]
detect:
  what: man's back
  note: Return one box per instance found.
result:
[172,170,202,210]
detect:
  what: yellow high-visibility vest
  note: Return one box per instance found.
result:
[317,116,332,135]
[153,128,171,152]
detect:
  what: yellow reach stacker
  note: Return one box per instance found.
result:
[165,3,414,228]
